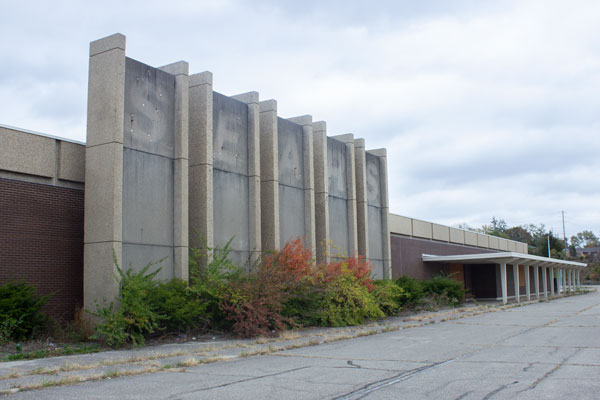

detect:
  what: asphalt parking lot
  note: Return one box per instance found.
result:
[6,289,599,399]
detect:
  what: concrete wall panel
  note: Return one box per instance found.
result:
[449,227,465,244]
[412,219,433,239]
[122,149,174,246]
[432,224,450,242]
[465,231,478,247]
[122,57,176,280]
[499,238,509,251]
[123,58,175,158]
[508,241,517,252]
[0,127,54,178]
[328,196,349,256]
[213,92,248,175]
[278,118,304,189]
[213,169,249,255]
[389,214,412,236]
[58,141,85,182]
[488,235,500,250]
[367,205,383,260]
[327,137,348,199]
[366,154,381,207]
[279,185,305,246]
[477,234,490,248]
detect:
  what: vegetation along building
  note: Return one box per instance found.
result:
[0,34,586,320]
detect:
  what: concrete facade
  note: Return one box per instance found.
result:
[9,33,583,313]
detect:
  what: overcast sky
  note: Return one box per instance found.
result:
[1,0,599,239]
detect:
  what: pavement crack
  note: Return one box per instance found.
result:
[332,360,453,400]
[347,360,362,369]
[454,390,474,400]
[524,347,581,391]
[482,381,518,400]
[167,366,311,399]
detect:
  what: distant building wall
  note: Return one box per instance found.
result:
[0,125,85,319]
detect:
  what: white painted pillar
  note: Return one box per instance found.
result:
[500,263,508,305]
[534,266,540,300]
[525,264,531,301]
[513,264,520,303]
[577,270,581,288]
[542,266,548,299]
[550,267,555,296]
[560,268,564,293]
[571,269,576,291]
[566,269,571,292]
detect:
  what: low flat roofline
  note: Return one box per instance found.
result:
[422,252,587,269]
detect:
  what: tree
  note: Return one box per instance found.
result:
[570,230,599,249]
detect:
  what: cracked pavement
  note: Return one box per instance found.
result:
[5,288,600,399]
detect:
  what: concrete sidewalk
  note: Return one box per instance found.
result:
[1,289,596,398]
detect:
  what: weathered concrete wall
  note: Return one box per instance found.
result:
[212,91,261,265]
[327,135,357,258]
[84,34,189,311]
[278,117,306,247]
[122,57,176,281]
[366,152,384,278]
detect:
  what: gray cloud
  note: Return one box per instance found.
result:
[1,0,598,238]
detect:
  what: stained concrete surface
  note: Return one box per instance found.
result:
[8,290,599,399]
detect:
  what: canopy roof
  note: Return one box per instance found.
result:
[422,252,587,269]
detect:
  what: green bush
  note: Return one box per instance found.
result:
[316,275,384,327]
[372,280,407,316]
[420,274,465,306]
[0,283,49,342]
[90,257,162,347]
[394,276,424,305]
[148,279,209,333]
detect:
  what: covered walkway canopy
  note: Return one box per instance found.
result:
[422,252,587,304]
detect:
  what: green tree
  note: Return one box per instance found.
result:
[570,230,599,249]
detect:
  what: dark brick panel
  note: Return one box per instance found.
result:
[391,234,496,280]
[0,178,84,320]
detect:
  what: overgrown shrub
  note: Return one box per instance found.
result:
[372,280,407,316]
[394,276,424,305]
[316,274,384,327]
[0,283,49,342]
[90,258,162,347]
[420,274,465,306]
[148,279,208,333]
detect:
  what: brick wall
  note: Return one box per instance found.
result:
[0,178,84,320]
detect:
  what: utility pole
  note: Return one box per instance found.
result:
[548,231,551,258]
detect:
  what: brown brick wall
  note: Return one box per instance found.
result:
[391,234,496,280]
[0,178,84,320]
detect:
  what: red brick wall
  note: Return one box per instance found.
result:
[0,178,84,320]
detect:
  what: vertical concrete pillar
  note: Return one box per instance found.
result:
[313,121,329,263]
[577,270,581,288]
[549,267,555,296]
[534,266,540,300]
[513,264,520,302]
[231,91,262,263]
[354,139,369,259]
[565,268,571,292]
[259,100,280,252]
[368,149,392,279]
[288,115,316,257]
[500,263,508,305]
[331,134,358,256]
[188,71,213,258]
[542,266,548,299]
[159,61,189,281]
[84,33,126,311]
[571,269,576,291]
[524,264,531,301]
